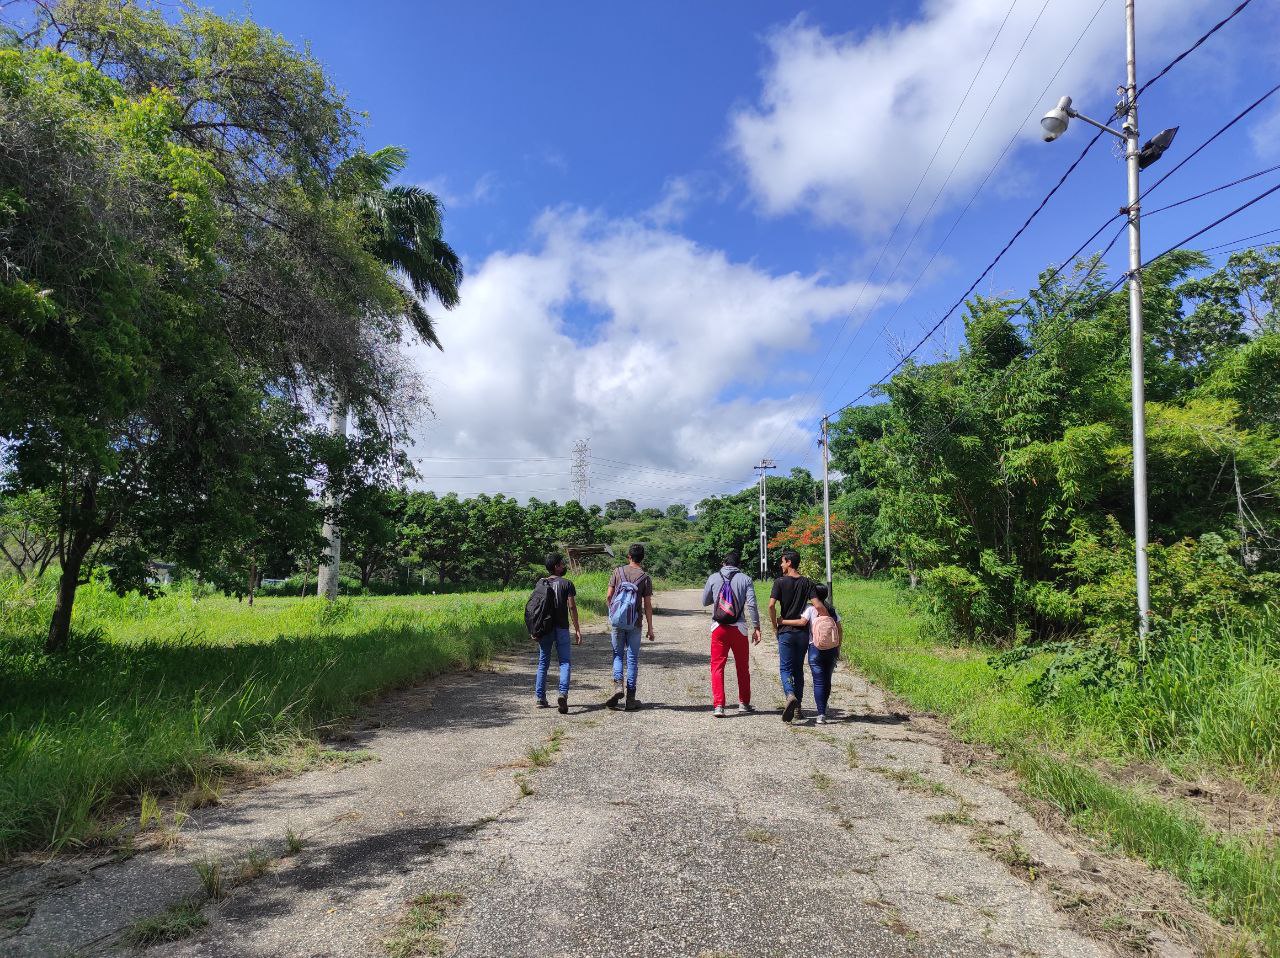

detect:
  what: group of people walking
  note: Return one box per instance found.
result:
[525,545,842,721]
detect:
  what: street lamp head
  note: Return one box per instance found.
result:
[1040,95,1073,142]
[1137,126,1179,170]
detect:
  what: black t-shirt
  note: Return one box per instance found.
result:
[547,576,576,628]
[771,575,815,625]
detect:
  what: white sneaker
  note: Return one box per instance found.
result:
[815,714,827,725]
[738,701,756,713]
[712,706,725,717]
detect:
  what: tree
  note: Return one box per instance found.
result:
[467,495,537,587]
[401,492,468,584]
[3,6,429,649]
[605,498,637,521]
[0,489,58,581]
[316,145,462,597]
[341,486,405,590]
[665,504,690,522]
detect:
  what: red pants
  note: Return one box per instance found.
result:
[710,624,751,707]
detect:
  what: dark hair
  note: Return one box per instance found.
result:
[814,582,837,617]
[722,549,741,567]
[628,543,645,563]
[780,548,801,571]
[545,552,565,573]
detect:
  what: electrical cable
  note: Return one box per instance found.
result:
[765,0,1112,464]
[1136,0,1256,97]
[1146,162,1280,217]
[1140,82,1280,201]
[756,0,1029,461]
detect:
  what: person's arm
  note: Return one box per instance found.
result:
[567,595,582,644]
[768,597,779,633]
[743,579,762,644]
[701,574,715,607]
[643,594,655,641]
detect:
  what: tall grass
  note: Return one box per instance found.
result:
[0,573,609,855]
[830,577,1280,945]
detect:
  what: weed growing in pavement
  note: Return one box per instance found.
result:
[846,743,860,768]
[514,774,533,797]
[122,899,207,946]
[742,827,776,844]
[284,828,305,854]
[193,859,224,900]
[383,891,464,958]
[810,771,834,791]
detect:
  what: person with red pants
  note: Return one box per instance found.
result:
[701,550,761,717]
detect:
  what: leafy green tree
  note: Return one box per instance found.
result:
[2,6,431,649]
[665,504,689,522]
[605,498,638,521]
[0,489,58,581]
[400,492,469,585]
[467,495,537,587]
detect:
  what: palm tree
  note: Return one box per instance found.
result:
[318,147,462,599]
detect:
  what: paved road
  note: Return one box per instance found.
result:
[5,590,1112,958]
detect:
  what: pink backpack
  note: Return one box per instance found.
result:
[811,612,842,650]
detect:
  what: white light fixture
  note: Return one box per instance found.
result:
[1040,95,1073,141]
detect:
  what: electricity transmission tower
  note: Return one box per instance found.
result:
[570,439,591,502]
[754,459,777,578]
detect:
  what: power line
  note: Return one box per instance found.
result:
[1202,226,1280,252]
[1146,162,1280,217]
[1140,82,1280,201]
[765,0,1112,465]
[1141,179,1280,267]
[588,457,742,483]
[756,0,1027,462]
[1136,0,1257,97]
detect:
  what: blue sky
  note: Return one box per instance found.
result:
[112,2,1280,502]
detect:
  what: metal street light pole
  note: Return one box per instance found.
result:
[1122,0,1153,654]
[821,418,833,598]
[1040,1,1178,655]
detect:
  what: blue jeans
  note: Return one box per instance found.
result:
[808,644,839,715]
[611,625,642,691]
[535,627,571,698]
[777,629,809,700]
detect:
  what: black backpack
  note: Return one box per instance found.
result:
[524,577,557,638]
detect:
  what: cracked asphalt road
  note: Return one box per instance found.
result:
[4,589,1113,958]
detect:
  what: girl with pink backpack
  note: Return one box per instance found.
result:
[780,583,843,724]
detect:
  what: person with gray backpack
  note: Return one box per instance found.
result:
[701,550,761,717]
[605,543,655,711]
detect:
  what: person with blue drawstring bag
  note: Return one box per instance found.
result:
[605,543,654,711]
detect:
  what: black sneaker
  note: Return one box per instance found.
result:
[536,697,550,709]
[557,695,568,715]
[624,689,640,712]
[782,694,798,723]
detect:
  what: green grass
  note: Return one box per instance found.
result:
[121,898,207,946]
[0,573,609,855]
[383,890,464,958]
[830,578,1280,947]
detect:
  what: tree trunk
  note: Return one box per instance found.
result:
[45,542,86,653]
[248,558,257,606]
[360,561,372,589]
[317,399,348,601]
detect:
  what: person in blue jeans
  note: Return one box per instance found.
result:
[604,543,655,711]
[768,549,821,723]
[535,552,582,714]
[781,583,842,725]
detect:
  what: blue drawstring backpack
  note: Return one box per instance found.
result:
[608,578,640,628]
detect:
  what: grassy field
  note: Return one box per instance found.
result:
[828,577,1280,950]
[0,573,612,856]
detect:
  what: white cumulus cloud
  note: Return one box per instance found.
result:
[406,209,890,506]
[730,1,1202,232]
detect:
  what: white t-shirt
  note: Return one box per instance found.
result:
[802,606,841,626]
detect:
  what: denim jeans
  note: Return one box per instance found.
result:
[611,625,642,691]
[777,628,809,700]
[535,627,571,698]
[808,643,839,715]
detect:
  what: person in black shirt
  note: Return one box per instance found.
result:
[768,549,820,722]
[535,552,582,714]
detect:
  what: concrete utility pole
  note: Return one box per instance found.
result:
[754,459,777,578]
[317,400,348,601]
[821,418,833,597]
